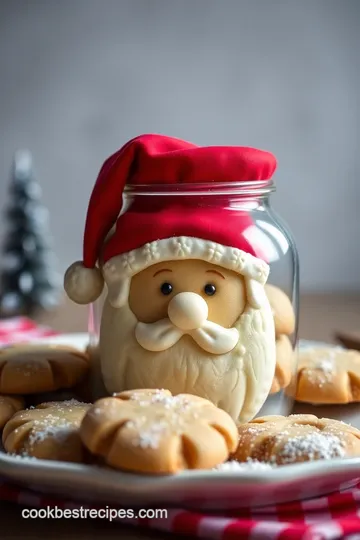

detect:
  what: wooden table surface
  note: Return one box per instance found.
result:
[2,293,360,539]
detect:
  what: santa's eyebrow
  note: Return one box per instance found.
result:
[153,269,173,277]
[206,270,225,279]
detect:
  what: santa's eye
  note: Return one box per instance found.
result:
[160,282,173,295]
[204,283,216,296]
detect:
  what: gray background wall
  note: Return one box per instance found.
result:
[0,0,359,292]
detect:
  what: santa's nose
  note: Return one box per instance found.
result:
[168,292,208,331]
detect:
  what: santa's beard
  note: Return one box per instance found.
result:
[99,298,275,423]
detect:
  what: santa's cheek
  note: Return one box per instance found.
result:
[128,287,171,323]
[206,291,246,328]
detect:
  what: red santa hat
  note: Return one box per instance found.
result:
[64,134,277,308]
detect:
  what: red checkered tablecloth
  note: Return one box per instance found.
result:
[1,317,360,540]
[0,317,57,346]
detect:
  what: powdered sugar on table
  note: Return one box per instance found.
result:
[215,460,275,472]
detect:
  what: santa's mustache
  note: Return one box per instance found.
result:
[135,317,239,355]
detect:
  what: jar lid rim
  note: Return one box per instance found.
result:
[124,180,275,195]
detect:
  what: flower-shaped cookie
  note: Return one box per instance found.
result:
[80,389,238,474]
[3,399,90,462]
[265,284,295,336]
[0,394,24,428]
[233,414,360,466]
[0,345,89,394]
[296,347,360,404]
[270,335,295,394]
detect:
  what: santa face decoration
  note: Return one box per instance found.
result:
[130,259,245,353]
[64,134,277,423]
[100,255,275,424]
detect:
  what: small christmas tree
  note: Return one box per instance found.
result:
[0,150,61,318]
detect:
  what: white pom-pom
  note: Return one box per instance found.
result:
[64,261,104,304]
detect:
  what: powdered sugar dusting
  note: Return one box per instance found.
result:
[123,390,195,449]
[15,404,86,457]
[28,422,73,446]
[277,432,345,464]
[8,452,38,461]
[305,351,336,387]
[44,399,88,410]
[58,399,87,406]
[126,420,169,449]
[131,389,190,410]
[215,459,275,471]
[150,393,189,409]
[138,424,167,449]
[246,426,267,434]
[34,399,88,411]
[317,359,333,373]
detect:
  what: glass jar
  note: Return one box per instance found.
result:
[89,179,299,419]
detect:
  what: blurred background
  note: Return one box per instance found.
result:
[0,0,359,294]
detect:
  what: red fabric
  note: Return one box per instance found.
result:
[104,205,267,263]
[0,317,57,346]
[3,318,360,539]
[83,134,277,267]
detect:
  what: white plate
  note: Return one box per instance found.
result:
[0,334,359,510]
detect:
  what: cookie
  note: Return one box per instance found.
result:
[3,399,90,461]
[80,388,238,474]
[265,284,295,336]
[270,335,294,394]
[26,390,83,407]
[0,395,25,428]
[0,345,89,395]
[296,347,360,404]
[233,414,360,465]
